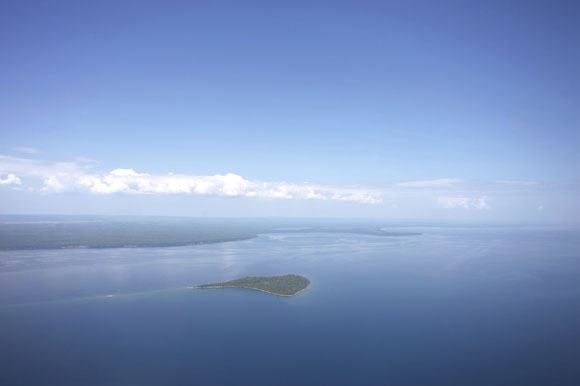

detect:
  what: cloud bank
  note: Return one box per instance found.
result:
[74,169,382,203]
[4,154,546,211]
[0,156,381,204]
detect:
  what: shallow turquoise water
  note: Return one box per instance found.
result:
[1,227,580,385]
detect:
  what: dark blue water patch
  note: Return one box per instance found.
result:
[1,228,580,385]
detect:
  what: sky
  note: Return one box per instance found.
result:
[1,0,579,222]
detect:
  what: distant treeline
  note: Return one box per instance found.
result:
[0,216,420,250]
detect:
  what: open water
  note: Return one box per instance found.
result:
[1,226,580,385]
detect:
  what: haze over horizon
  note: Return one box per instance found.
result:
[1,1,579,223]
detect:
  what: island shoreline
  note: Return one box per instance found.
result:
[188,283,310,297]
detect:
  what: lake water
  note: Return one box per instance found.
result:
[1,226,580,385]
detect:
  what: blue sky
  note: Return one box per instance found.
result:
[1,0,579,222]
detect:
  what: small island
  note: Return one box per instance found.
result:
[191,274,310,297]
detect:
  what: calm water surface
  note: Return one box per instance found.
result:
[1,227,580,385]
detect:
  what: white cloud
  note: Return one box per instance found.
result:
[436,196,490,210]
[0,155,91,177]
[109,168,148,177]
[0,173,21,185]
[396,178,462,188]
[72,156,99,165]
[0,155,93,194]
[41,175,72,193]
[493,180,538,186]
[12,146,40,154]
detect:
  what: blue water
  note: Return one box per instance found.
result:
[1,227,580,385]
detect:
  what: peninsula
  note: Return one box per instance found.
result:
[191,274,310,296]
[0,216,421,251]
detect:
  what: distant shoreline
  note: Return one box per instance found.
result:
[57,236,258,250]
[0,219,421,251]
[0,236,258,251]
